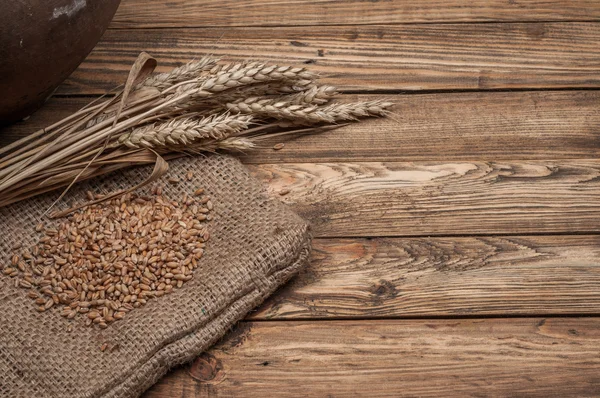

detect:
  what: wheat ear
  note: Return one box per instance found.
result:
[214,85,335,109]
[174,64,318,100]
[141,56,219,90]
[227,99,393,124]
[118,113,253,149]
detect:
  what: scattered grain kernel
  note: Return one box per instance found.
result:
[44,299,54,310]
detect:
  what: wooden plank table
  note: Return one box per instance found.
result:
[2,1,600,396]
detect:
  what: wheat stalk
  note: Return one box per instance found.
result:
[85,86,164,128]
[0,53,391,210]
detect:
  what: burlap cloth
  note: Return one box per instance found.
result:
[0,155,311,397]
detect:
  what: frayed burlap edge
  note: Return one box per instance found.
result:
[105,239,311,398]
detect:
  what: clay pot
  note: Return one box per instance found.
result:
[0,0,121,124]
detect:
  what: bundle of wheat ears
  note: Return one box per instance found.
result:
[0,52,392,215]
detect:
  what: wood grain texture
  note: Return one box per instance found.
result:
[56,23,600,94]
[3,91,599,162]
[250,160,600,237]
[251,236,600,319]
[144,318,600,397]
[112,0,600,28]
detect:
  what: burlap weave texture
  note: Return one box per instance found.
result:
[0,155,311,398]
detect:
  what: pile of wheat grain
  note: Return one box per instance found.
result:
[1,184,211,328]
[0,53,391,213]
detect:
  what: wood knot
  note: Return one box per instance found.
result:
[368,280,398,305]
[189,352,225,384]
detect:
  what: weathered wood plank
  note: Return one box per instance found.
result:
[144,318,600,397]
[3,91,599,162]
[251,236,600,319]
[112,0,600,28]
[57,23,600,94]
[249,160,600,237]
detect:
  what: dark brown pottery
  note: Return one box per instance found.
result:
[0,0,121,124]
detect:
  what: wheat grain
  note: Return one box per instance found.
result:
[215,137,256,151]
[206,61,264,76]
[285,85,338,105]
[6,187,211,327]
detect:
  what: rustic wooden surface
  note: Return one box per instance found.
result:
[1,0,599,396]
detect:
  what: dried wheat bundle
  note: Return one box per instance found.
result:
[0,52,392,214]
